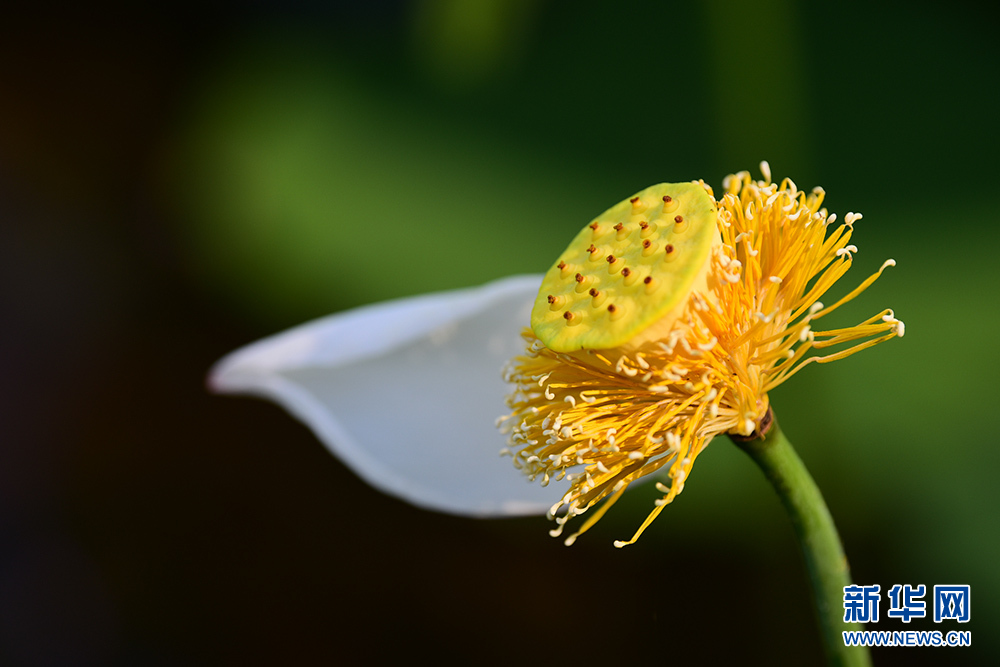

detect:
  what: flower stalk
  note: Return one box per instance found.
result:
[731,410,871,667]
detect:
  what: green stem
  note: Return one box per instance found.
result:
[730,411,872,667]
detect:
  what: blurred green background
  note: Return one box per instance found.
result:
[1,1,996,665]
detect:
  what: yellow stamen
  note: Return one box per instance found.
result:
[501,165,904,546]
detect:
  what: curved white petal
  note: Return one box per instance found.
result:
[210,274,568,516]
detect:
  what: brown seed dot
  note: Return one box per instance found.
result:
[587,244,597,253]
[639,221,649,229]
[558,261,566,270]
[643,276,652,285]
[613,222,624,231]
[642,239,651,249]
[606,255,616,263]
[662,195,672,203]
[589,222,599,230]
[547,294,556,304]
[665,244,675,254]
[607,304,617,313]
[674,215,684,223]
[630,197,639,204]
[589,288,599,297]
[563,311,573,320]
[621,267,631,277]
[575,273,584,282]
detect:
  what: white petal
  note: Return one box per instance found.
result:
[210,274,567,516]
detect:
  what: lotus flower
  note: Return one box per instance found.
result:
[211,164,903,547]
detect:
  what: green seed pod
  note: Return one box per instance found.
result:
[531,182,720,352]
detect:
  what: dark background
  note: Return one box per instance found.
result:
[1,1,997,665]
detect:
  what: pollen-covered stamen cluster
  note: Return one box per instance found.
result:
[502,164,904,547]
[702,166,904,406]
[500,321,741,547]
